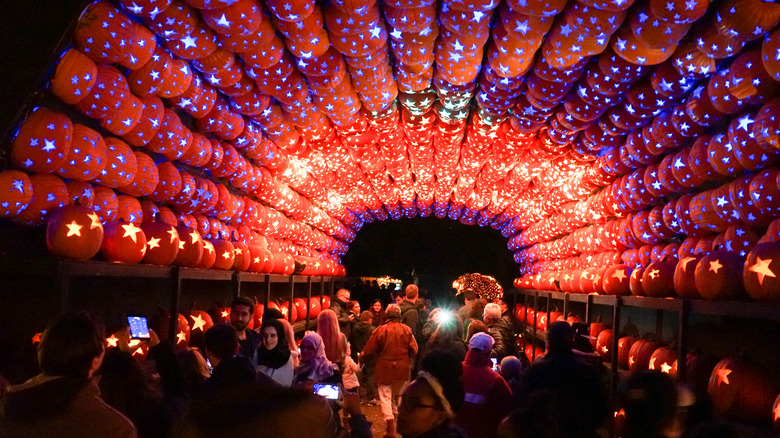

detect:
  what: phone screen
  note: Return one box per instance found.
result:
[491,357,499,371]
[127,316,150,339]
[313,383,341,400]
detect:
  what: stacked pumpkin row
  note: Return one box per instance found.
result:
[513,309,780,426]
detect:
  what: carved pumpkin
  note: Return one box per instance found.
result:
[695,250,746,301]
[231,234,251,272]
[525,343,545,362]
[141,217,180,265]
[596,329,614,360]
[173,223,203,267]
[0,170,33,218]
[294,298,308,320]
[648,346,678,377]
[773,393,780,433]
[743,242,780,302]
[642,259,677,298]
[188,310,214,334]
[46,204,104,260]
[196,240,217,269]
[16,173,70,226]
[101,220,147,263]
[10,107,72,174]
[673,254,705,299]
[309,296,322,319]
[50,48,97,104]
[602,264,633,296]
[708,356,780,422]
[628,339,663,372]
[589,317,609,349]
[629,266,647,296]
[279,300,298,323]
[618,336,637,370]
[211,236,235,270]
[322,295,331,310]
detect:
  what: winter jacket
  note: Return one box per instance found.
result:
[360,318,418,384]
[487,316,516,361]
[399,300,422,341]
[196,355,271,398]
[0,375,137,438]
[351,321,375,357]
[342,355,361,390]
[237,327,260,364]
[455,350,513,438]
[258,354,295,387]
[329,298,352,340]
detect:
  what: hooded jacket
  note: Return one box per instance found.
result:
[0,374,137,438]
[487,315,516,361]
[360,318,418,384]
[455,350,513,438]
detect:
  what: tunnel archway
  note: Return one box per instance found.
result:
[341,216,516,302]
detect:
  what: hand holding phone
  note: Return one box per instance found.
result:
[491,357,499,372]
[127,316,150,340]
[313,383,342,401]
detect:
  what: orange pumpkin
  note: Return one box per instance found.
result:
[11,107,72,174]
[674,254,705,299]
[173,223,203,268]
[642,259,677,298]
[695,250,746,301]
[618,336,636,370]
[628,339,663,372]
[46,204,104,260]
[596,329,614,360]
[50,48,97,104]
[101,220,147,264]
[708,356,780,422]
[196,240,217,269]
[0,170,33,218]
[743,242,780,302]
[57,124,107,181]
[211,237,236,270]
[602,264,633,296]
[649,346,678,377]
[141,217,180,265]
[16,174,70,226]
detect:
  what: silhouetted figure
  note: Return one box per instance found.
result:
[197,323,267,398]
[517,321,608,438]
[498,390,561,438]
[622,371,680,438]
[229,296,260,363]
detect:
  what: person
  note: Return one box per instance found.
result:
[330,288,353,340]
[198,323,268,397]
[421,308,442,344]
[571,322,602,367]
[397,349,467,438]
[497,390,560,438]
[257,318,295,387]
[369,299,385,326]
[455,332,513,438]
[175,348,210,395]
[293,332,341,386]
[177,382,373,438]
[229,296,260,363]
[0,312,137,438]
[456,289,477,326]
[342,342,361,395]
[278,318,300,368]
[99,327,186,438]
[352,311,377,405]
[400,284,424,343]
[465,320,488,343]
[516,321,608,438]
[499,356,524,402]
[317,309,347,368]
[484,303,516,361]
[423,313,467,364]
[621,371,681,438]
[360,303,418,437]
[348,300,361,322]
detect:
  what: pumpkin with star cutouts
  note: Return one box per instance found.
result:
[46,203,104,260]
[708,355,779,422]
[173,222,203,268]
[673,253,705,299]
[141,215,180,265]
[101,219,147,264]
[695,249,746,301]
[641,258,677,298]
[743,242,780,302]
[602,264,633,296]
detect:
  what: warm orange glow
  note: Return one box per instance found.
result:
[234,247,243,255]
[191,314,206,331]
[167,228,178,243]
[716,368,732,385]
[773,403,780,421]
[709,260,723,274]
[178,240,185,250]
[748,257,776,285]
[106,334,119,348]
[189,231,201,244]
[87,212,102,230]
[680,256,697,272]
[122,223,142,243]
[31,332,41,344]
[147,237,161,250]
[203,241,214,253]
[65,220,83,237]
[222,250,232,260]
[647,269,659,279]
[601,345,608,354]
[128,339,141,348]
[221,309,229,318]
[629,356,635,367]
[176,331,187,344]
[615,408,625,418]
[649,357,657,370]
[612,269,627,282]
[660,362,672,374]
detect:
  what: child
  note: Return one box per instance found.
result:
[342,342,361,394]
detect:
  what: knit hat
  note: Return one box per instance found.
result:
[468,332,494,353]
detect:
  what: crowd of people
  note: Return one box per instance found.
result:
[0,285,742,438]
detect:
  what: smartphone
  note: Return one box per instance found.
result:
[313,383,341,400]
[127,315,150,340]
[491,357,499,371]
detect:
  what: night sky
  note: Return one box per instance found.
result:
[341,216,518,303]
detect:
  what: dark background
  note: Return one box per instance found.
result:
[341,216,517,304]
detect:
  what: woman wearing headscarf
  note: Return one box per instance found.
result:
[293,332,341,386]
[257,319,294,387]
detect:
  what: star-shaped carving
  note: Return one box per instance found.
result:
[167,228,178,243]
[177,331,187,344]
[773,402,780,421]
[660,362,673,374]
[649,357,657,369]
[680,256,696,272]
[748,257,776,285]
[204,241,214,254]
[612,269,627,282]
[629,355,635,367]
[222,250,232,260]
[66,220,82,237]
[648,269,659,279]
[122,223,143,243]
[31,332,42,344]
[191,314,206,331]
[87,212,102,231]
[147,237,161,250]
[716,368,731,385]
[709,260,723,274]
[106,334,119,348]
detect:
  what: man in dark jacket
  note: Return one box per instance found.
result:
[399,284,424,343]
[517,321,608,438]
[0,312,137,438]
[198,324,272,397]
[230,296,260,363]
[330,288,353,340]
[483,303,516,361]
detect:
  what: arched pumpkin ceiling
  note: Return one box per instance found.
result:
[3,0,780,280]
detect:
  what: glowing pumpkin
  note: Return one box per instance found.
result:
[101,220,147,264]
[708,356,779,422]
[46,204,104,260]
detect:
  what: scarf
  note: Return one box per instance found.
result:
[257,319,291,369]
[295,332,337,382]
